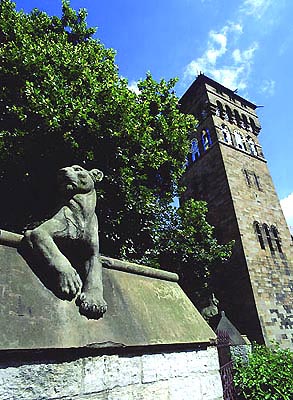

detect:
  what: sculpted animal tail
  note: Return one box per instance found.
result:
[0,229,23,248]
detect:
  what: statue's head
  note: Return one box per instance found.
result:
[57,165,103,194]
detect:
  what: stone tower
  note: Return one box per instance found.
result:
[180,74,293,348]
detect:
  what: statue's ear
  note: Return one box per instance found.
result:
[89,169,104,183]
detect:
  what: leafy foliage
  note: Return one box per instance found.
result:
[144,199,233,304]
[234,343,293,400]
[0,0,232,301]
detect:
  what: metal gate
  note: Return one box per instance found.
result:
[217,330,238,400]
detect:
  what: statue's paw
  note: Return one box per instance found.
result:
[77,291,107,320]
[58,269,82,300]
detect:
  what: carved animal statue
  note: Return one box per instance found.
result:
[24,165,107,319]
[201,293,219,321]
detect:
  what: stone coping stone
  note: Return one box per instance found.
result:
[100,255,179,282]
[0,234,216,351]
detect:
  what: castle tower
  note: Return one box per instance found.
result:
[180,74,293,348]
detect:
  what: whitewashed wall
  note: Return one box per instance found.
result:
[0,346,223,400]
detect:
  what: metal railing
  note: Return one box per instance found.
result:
[217,330,238,400]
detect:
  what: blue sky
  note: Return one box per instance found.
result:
[15,0,293,231]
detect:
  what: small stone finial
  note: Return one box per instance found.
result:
[201,293,219,322]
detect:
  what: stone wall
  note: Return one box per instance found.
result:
[0,346,223,400]
[221,143,293,348]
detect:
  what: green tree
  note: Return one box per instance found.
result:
[144,199,233,305]
[234,343,293,400]
[0,0,232,301]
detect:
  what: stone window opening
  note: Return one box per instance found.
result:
[190,138,200,162]
[221,124,232,144]
[271,226,282,253]
[201,100,209,120]
[225,105,233,122]
[234,130,244,150]
[263,224,274,252]
[201,129,212,151]
[216,101,223,117]
[242,114,248,129]
[201,109,208,119]
[247,136,258,156]
[234,110,242,127]
[243,169,251,187]
[255,144,264,158]
[242,135,248,151]
[249,117,256,133]
[254,221,265,249]
[253,173,261,191]
[243,170,262,190]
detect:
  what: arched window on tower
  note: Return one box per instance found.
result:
[254,221,265,249]
[221,104,229,121]
[234,110,242,127]
[190,138,200,162]
[263,223,274,252]
[221,124,232,144]
[215,101,223,117]
[201,129,212,151]
[234,130,245,150]
[247,136,258,156]
[242,114,248,130]
[271,226,282,253]
[225,105,233,122]
[249,117,256,133]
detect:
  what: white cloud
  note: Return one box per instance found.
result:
[231,43,259,65]
[184,19,258,92]
[240,0,273,19]
[182,0,286,99]
[260,79,275,96]
[242,43,259,61]
[232,49,242,63]
[281,193,293,234]
[128,80,140,94]
[211,67,246,91]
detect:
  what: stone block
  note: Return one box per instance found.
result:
[141,353,166,383]
[83,356,106,394]
[103,355,141,390]
[200,372,224,400]
[168,376,202,399]
[106,381,171,400]
[0,360,83,400]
